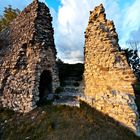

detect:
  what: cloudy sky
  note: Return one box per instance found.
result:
[0,0,140,63]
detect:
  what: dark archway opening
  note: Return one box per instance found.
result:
[37,70,52,106]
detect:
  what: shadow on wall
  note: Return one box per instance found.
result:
[0,102,140,140]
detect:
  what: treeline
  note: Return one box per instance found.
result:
[125,41,140,81]
[0,5,20,32]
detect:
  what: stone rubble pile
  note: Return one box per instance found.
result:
[82,4,140,135]
[0,0,59,113]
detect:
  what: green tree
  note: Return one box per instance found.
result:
[0,5,20,31]
[124,41,140,81]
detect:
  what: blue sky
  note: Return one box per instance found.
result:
[0,0,140,63]
[46,0,60,11]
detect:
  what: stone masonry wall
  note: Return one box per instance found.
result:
[82,4,140,135]
[0,0,59,113]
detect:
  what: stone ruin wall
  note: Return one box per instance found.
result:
[0,0,139,135]
[82,4,139,134]
[0,0,59,113]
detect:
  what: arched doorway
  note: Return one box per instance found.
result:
[37,70,52,105]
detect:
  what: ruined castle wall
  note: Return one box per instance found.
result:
[0,0,59,113]
[82,4,139,134]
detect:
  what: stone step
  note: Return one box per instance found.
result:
[63,80,81,86]
[56,92,82,97]
[53,98,80,107]
[67,73,81,77]
[67,76,82,81]
[63,86,79,93]
[48,74,83,108]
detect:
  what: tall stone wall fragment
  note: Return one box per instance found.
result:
[0,0,59,113]
[83,4,140,135]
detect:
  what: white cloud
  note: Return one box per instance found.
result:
[60,50,84,64]
[1,0,140,63]
[130,27,140,41]
[120,0,140,46]
[55,0,123,63]
[55,0,140,63]
[122,0,140,33]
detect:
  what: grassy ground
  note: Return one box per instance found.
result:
[0,102,140,140]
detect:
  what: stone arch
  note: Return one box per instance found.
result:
[37,70,52,105]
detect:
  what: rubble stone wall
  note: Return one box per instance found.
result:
[83,4,139,134]
[0,0,59,113]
